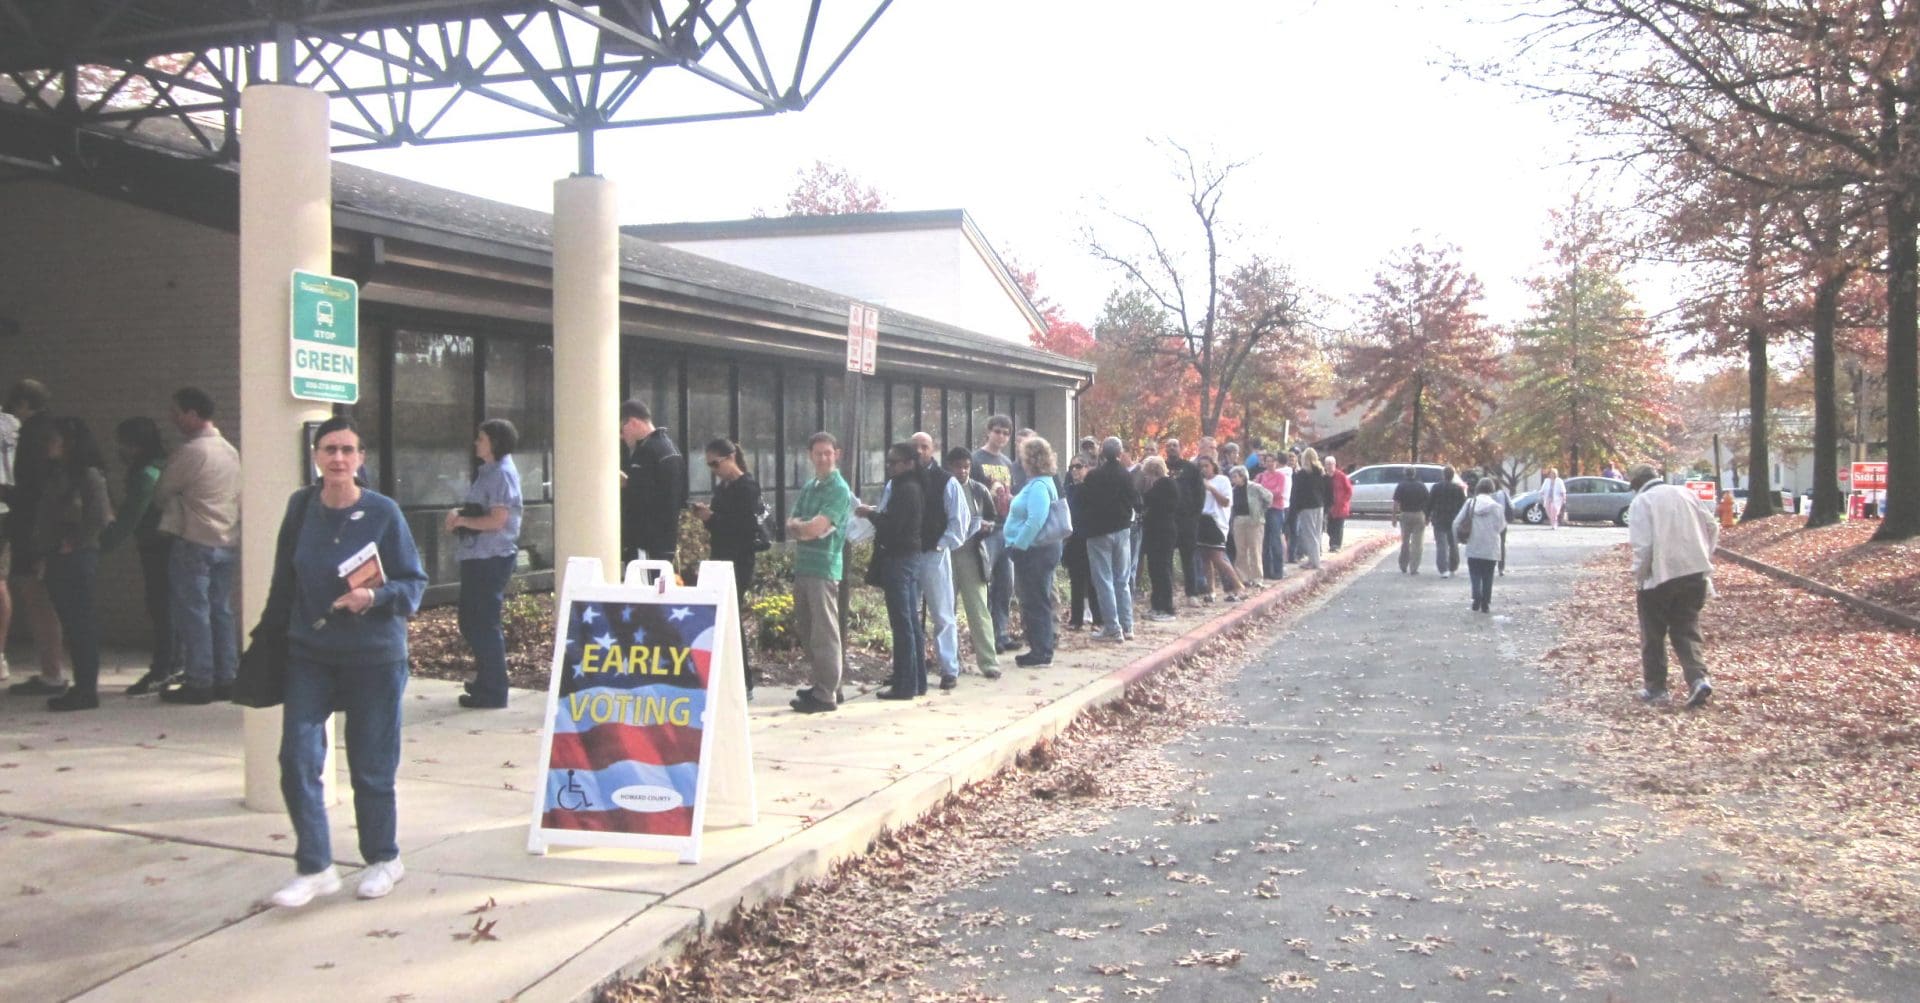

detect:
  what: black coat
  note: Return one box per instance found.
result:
[1142,477,1179,541]
[706,472,760,567]
[621,428,686,559]
[874,470,924,560]
[1077,458,1142,537]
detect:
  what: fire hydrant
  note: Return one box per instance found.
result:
[1717,490,1736,528]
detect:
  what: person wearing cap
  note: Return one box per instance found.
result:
[1626,463,1718,708]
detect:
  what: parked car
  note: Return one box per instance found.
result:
[1346,463,1448,516]
[1512,476,1635,526]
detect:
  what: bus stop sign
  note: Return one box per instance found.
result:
[290,269,360,404]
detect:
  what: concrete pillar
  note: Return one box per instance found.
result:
[238,84,336,811]
[551,176,622,587]
[1033,385,1076,457]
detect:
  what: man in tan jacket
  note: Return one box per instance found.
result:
[155,387,241,704]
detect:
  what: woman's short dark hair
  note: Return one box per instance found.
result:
[944,446,971,466]
[704,436,745,471]
[478,418,518,458]
[50,416,106,476]
[115,416,167,469]
[313,414,361,448]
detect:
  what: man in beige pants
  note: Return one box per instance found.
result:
[786,432,852,714]
[1391,469,1431,575]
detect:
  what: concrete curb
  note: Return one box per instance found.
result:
[1716,547,1920,633]
[542,532,1397,1001]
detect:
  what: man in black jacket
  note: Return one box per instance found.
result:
[858,443,927,700]
[619,400,687,569]
[1425,466,1468,578]
[1391,468,1431,574]
[1081,437,1143,642]
[1165,438,1206,600]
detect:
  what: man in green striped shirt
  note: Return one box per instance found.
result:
[786,431,852,713]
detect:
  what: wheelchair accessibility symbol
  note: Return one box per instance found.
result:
[556,769,593,811]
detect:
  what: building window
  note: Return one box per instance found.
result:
[785,369,822,493]
[861,379,886,495]
[685,355,730,497]
[391,330,476,508]
[738,359,778,503]
[485,338,553,502]
[920,384,942,450]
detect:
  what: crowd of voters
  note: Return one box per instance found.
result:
[0,378,1720,910]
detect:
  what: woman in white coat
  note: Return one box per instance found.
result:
[1540,467,1567,528]
[1454,478,1508,614]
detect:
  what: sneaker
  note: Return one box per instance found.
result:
[1637,688,1670,705]
[1147,611,1175,622]
[8,676,67,697]
[48,690,98,712]
[0,655,9,682]
[790,693,838,713]
[1686,679,1714,708]
[126,669,181,697]
[269,867,341,908]
[159,684,216,705]
[357,859,405,900]
[1093,630,1124,643]
[1122,631,1135,642]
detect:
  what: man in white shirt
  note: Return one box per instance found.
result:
[155,387,243,704]
[1626,463,1718,707]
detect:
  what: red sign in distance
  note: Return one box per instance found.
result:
[1685,480,1716,502]
[1852,462,1888,492]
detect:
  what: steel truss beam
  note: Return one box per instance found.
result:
[0,1,892,160]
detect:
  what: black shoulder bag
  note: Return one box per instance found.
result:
[231,488,317,709]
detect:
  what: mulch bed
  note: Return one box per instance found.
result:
[1540,543,1920,966]
[1719,515,1920,617]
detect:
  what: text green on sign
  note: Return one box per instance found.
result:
[290,269,359,404]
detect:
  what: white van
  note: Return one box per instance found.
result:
[1345,463,1448,515]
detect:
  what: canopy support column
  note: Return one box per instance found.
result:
[552,174,622,589]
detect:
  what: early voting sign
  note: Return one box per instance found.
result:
[528,557,755,863]
[289,269,359,404]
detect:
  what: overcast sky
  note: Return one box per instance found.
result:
[341,0,1634,333]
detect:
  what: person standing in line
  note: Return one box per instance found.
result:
[1011,428,1036,491]
[1291,448,1330,571]
[619,399,686,569]
[1062,456,1102,631]
[156,387,242,706]
[265,416,428,908]
[970,415,1018,653]
[1454,477,1508,613]
[944,448,1003,678]
[101,416,177,696]
[1540,467,1567,529]
[1081,437,1142,644]
[860,443,926,700]
[4,379,65,696]
[1627,463,1718,708]
[1139,456,1179,621]
[1392,468,1431,574]
[692,438,761,699]
[1326,455,1353,553]
[33,418,112,711]
[0,399,17,683]
[909,431,966,690]
[1163,438,1205,603]
[1005,436,1063,667]
[445,419,522,710]
[1286,450,1307,563]
[1425,465,1467,579]
[1194,456,1247,601]
[1256,450,1290,580]
[1228,465,1270,589]
[787,432,853,713]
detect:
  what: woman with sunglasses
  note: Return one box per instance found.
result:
[693,437,761,699]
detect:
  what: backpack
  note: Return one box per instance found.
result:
[752,500,774,553]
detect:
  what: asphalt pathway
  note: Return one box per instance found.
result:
[917,524,1920,1001]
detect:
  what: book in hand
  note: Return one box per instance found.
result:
[337,541,387,593]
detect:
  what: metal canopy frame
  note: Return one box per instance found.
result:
[0,1,891,169]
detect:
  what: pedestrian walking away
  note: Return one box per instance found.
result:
[264,416,428,909]
[1626,463,1718,708]
[1391,468,1430,575]
[1426,465,1467,578]
[446,419,523,710]
[1454,477,1507,613]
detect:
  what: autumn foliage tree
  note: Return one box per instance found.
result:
[774,160,887,216]
[1338,243,1502,465]
[1501,201,1674,477]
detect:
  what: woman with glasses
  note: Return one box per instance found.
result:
[693,437,762,699]
[264,416,427,908]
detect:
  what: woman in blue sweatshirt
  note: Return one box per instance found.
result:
[265,416,428,909]
[1003,436,1062,667]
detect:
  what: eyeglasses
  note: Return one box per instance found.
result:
[706,459,722,469]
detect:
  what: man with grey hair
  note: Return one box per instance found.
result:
[1080,436,1142,642]
[910,431,967,687]
[1626,462,1718,707]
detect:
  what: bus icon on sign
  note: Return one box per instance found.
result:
[316,300,335,328]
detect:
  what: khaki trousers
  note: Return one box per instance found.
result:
[950,546,999,672]
[793,575,842,705]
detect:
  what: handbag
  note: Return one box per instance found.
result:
[1457,499,1476,544]
[231,488,316,709]
[1032,494,1074,548]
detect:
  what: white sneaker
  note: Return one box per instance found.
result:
[357,858,406,899]
[0,655,10,682]
[269,867,341,908]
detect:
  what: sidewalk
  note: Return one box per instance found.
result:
[0,527,1388,1003]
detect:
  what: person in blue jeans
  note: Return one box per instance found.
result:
[446,419,523,710]
[860,443,927,700]
[35,418,112,712]
[156,387,242,705]
[265,416,427,909]
[1005,436,1063,667]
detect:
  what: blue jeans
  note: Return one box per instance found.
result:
[1433,524,1460,575]
[879,554,925,695]
[986,531,1015,646]
[280,654,408,874]
[1262,508,1288,578]
[170,540,238,687]
[1468,557,1497,609]
[914,549,959,679]
[1126,523,1143,598]
[1086,528,1133,636]
[458,555,515,704]
[1011,542,1062,661]
[44,549,100,697]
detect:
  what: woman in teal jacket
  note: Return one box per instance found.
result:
[1003,436,1062,667]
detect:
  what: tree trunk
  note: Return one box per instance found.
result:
[1740,318,1777,521]
[1409,372,1424,463]
[1878,189,1920,540]
[1807,271,1846,528]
